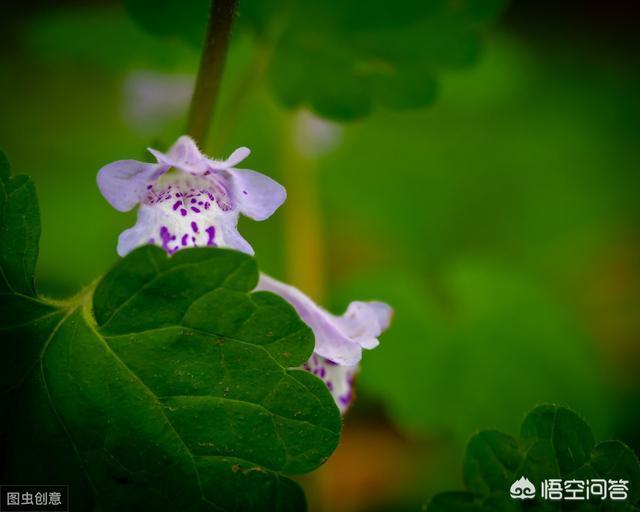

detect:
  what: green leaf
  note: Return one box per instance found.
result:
[463,431,522,496]
[427,405,640,512]
[1,157,341,511]
[124,0,210,48]
[0,152,55,393]
[519,405,595,482]
[124,0,507,120]
[263,0,505,120]
[0,149,41,295]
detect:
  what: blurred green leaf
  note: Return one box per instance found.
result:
[123,0,506,120]
[1,158,341,511]
[124,0,210,48]
[427,405,640,512]
[336,265,611,439]
[253,0,505,119]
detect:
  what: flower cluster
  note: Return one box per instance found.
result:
[98,136,392,413]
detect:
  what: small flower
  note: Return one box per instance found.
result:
[98,135,392,413]
[97,135,286,256]
[257,274,391,366]
[256,273,392,412]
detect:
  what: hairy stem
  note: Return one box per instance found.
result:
[186,0,238,147]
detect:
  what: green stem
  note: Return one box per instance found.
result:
[280,112,326,302]
[186,0,238,147]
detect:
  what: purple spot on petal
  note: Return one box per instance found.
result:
[180,208,187,216]
[191,221,199,233]
[339,393,351,406]
[205,226,216,246]
[159,226,177,254]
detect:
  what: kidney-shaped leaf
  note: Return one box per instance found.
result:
[428,405,640,512]
[0,152,341,512]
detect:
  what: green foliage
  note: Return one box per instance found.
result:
[337,266,611,440]
[125,0,210,48]
[0,154,341,511]
[260,0,505,120]
[0,150,40,295]
[426,405,640,512]
[123,0,506,120]
[2,7,640,508]
[0,150,58,393]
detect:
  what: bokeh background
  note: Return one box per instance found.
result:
[1,0,639,510]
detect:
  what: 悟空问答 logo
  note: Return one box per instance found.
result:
[510,477,536,499]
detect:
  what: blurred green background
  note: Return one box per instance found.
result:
[1,0,639,510]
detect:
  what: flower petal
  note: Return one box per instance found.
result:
[117,205,159,256]
[224,147,251,168]
[218,219,255,255]
[369,301,394,331]
[229,168,287,221]
[333,301,393,349]
[304,354,358,413]
[208,147,251,170]
[97,159,166,212]
[149,135,209,175]
[257,274,372,366]
[116,174,255,257]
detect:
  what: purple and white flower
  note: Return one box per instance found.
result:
[98,135,285,256]
[257,274,392,412]
[97,135,392,413]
